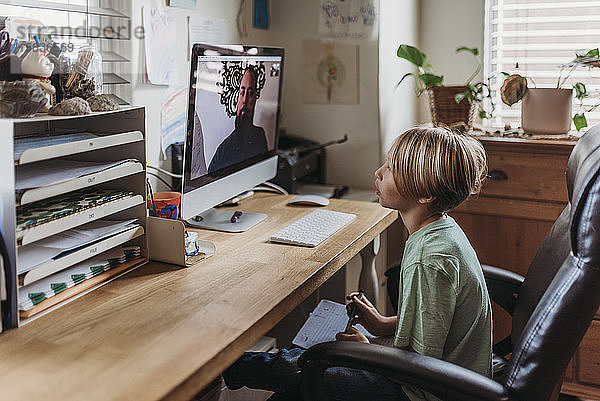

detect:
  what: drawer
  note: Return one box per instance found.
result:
[483,151,569,203]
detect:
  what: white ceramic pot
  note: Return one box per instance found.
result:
[521,88,572,135]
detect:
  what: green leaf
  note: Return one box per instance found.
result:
[455,93,466,103]
[585,48,600,58]
[420,73,443,88]
[397,45,426,67]
[479,110,488,119]
[574,82,587,100]
[500,71,511,78]
[456,46,479,56]
[573,113,588,131]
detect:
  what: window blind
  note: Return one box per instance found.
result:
[484,0,600,130]
[0,0,131,104]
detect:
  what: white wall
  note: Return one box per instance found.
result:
[267,0,382,189]
[379,0,419,158]
[417,0,485,123]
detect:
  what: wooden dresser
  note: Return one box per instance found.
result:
[450,135,600,399]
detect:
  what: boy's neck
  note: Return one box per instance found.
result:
[400,204,445,235]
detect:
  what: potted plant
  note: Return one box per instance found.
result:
[397,44,494,129]
[500,48,600,134]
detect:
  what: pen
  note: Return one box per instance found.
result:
[230,211,243,223]
[344,289,364,333]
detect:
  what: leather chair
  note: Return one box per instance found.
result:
[298,126,600,401]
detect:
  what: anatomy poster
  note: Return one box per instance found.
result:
[319,0,378,38]
[302,40,359,104]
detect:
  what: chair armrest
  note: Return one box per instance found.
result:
[482,264,524,316]
[298,341,508,401]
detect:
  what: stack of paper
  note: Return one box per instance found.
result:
[17,219,139,274]
[16,189,134,233]
[14,133,98,162]
[15,159,139,192]
[18,246,142,312]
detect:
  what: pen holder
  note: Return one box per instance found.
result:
[147,191,181,220]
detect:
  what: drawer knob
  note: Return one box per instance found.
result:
[487,169,508,181]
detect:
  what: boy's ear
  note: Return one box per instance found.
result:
[418,196,436,205]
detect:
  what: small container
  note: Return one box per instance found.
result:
[521,88,573,135]
[59,44,103,101]
[147,191,181,220]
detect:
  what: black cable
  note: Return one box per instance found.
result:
[0,229,15,329]
[147,171,174,191]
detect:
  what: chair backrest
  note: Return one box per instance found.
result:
[501,126,600,401]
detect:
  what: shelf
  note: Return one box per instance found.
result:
[102,73,130,85]
[100,51,130,63]
[17,193,144,246]
[19,225,144,287]
[16,131,143,166]
[103,93,130,106]
[18,161,144,205]
[19,256,145,322]
[0,0,129,18]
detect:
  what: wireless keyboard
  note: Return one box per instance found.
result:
[270,209,356,247]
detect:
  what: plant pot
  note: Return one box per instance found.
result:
[427,85,476,129]
[521,88,572,135]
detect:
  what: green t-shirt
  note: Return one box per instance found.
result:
[394,217,493,401]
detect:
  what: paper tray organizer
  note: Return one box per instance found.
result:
[147,217,215,267]
[1,107,150,330]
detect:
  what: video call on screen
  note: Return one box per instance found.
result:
[190,56,282,180]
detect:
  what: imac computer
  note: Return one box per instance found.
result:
[181,44,284,232]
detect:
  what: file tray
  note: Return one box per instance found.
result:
[15,131,143,165]
[17,161,144,206]
[19,257,146,323]
[147,217,215,267]
[19,225,145,287]
[17,191,144,246]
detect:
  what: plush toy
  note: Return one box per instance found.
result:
[21,49,55,112]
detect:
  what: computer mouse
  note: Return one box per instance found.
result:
[288,194,330,206]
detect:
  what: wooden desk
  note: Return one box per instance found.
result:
[0,193,397,401]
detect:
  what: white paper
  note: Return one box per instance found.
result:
[14,133,97,161]
[15,159,137,191]
[188,16,226,53]
[17,219,138,274]
[292,299,393,349]
[142,4,177,85]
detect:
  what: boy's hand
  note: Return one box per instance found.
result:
[336,327,369,343]
[345,293,396,337]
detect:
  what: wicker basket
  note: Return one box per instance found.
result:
[427,85,477,129]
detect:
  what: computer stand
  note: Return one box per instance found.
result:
[185,208,267,233]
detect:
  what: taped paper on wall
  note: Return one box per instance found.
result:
[319,0,378,38]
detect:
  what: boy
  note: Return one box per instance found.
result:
[223,126,492,401]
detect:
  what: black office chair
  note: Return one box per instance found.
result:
[298,126,600,401]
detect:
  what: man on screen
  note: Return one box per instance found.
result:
[208,67,268,173]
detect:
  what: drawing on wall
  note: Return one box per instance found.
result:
[142,3,177,85]
[302,40,359,104]
[319,0,378,38]
[161,85,187,157]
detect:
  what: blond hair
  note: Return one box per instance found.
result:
[388,126,487,213]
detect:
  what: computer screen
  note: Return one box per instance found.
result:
[181,44,284,221]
